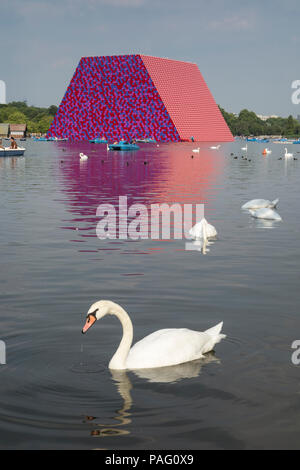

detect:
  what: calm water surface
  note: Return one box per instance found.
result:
[0,139,300,449]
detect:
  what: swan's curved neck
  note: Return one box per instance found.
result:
[108,304,133,370]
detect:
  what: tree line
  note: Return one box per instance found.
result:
[219,107,300,137]
[0,101,57,134]
[1,100,299,137]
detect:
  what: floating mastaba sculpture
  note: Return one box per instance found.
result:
[47,54,233,142]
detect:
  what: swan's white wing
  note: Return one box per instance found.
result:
[241,199,271,210]
[206,223,217,238]
[126,329,214,369]
[249,208,282,221]
[189,222,204,239]
[189,219,217,240]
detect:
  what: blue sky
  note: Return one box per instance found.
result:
[1,0,299,117]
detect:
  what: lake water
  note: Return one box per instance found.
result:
[0,139,300,449]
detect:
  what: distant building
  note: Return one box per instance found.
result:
[10,124,27,138]
[0,80,6,104]
[0,123,9,137]
[256,114,279,121]
[47,54,233,142]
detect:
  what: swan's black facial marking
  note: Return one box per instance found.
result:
[86,309,98,322]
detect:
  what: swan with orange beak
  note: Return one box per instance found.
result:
[81,300,225,370]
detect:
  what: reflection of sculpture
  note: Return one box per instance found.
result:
[57,142,223,231]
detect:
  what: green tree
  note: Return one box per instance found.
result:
[48,105,58,116]
[38,115,54,133]
[7,111,27,123]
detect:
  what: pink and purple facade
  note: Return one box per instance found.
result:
[47,54,233,142]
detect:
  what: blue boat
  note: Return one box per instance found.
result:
[33,137,67,142]
[89,138,108,144]
[0,147,26,157]
[136,138,156,143]
[293,140,300,144]
[246,137,269,143]
[108,142,140,151]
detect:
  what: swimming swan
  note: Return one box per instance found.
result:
[249,208,282,221]
[210,145,221,150]
[241,144,248,151]
[189,218,217,241]
[192,147,201,153]
[285,148,293,158]
[82,300,226,370]
[79,152,88,161]
[241,198,279,210]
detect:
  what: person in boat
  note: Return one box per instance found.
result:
[10,136,18,149]
[0,139,4,149]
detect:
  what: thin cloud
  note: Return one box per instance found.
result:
[70,0,145,7]
[208,15,254,32]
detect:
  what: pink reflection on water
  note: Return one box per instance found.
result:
[56,141,225,240]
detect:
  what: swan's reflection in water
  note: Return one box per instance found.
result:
[252,219,280,229]
[88,369,132,437]
[88,352,218,438]
[186,239,216,255]
[132,351,219,383]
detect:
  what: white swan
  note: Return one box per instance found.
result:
[241,198,279,210]
[249,208,282,221]
[189,218,217,241]
[210,144,221,150]
[265,148,272,154]
[79,152,88,161]
[82,300,226,370]
[192,147,201,153]
[285,148,293,158]
[241,143,248,151]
